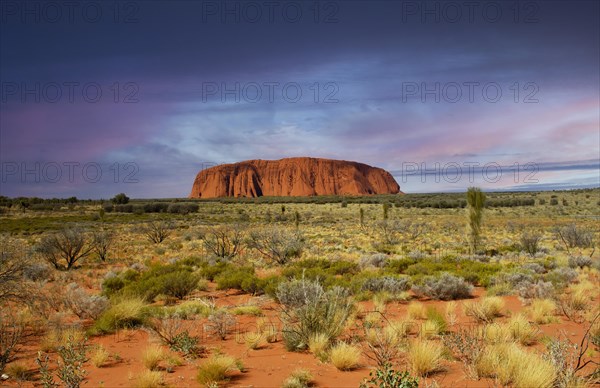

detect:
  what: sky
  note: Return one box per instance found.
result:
[1,0,599,198]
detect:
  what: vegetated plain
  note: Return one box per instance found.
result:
[1,189,599,387]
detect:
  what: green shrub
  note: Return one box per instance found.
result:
[91,298,148,334]
[360,363,419,388]
[159,271,200,299]
[106,263,200,302]
[215,267,255,290]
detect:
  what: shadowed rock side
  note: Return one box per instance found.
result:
[189,157,401,198]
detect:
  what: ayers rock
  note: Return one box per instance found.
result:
[189,157,401,198]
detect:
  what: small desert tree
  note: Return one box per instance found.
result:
[0,311,26,374]
[555,224,594,254]
[520,231,542,256]
[466,187,486,253]
[247,227,304,265]
[36,228,93,270]
[201,225,244,259]
[111,193,129,204]
[0,238,32,302]
[141,221,173,244]
[91,230,114,261]
[382,202,390,220]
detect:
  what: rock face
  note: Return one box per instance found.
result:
[189,157,401,198]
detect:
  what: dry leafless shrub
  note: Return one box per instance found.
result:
[520,232,542,256]
[0,311,27,373]
[443,327,486,379]
[36,228,94,270]
[0,237,39,303]
[91,230,114,261]
[141,221,173,244]
[545,314,600,385]
[205,310,236,340]
[555,224,595,253]
[201,225,244,259]
[361,313,403,367]
[246,227,304,265]
[146,317,203,358]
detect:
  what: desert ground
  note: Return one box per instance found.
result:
[1,189,599,387]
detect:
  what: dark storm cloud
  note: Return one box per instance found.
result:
[1,0,598,197]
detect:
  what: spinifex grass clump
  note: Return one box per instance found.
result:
[277,278,354,351]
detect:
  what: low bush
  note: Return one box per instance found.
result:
[201,225,244,259]
[205,310,236,340]
[568,255,593,269]
[64,283,109,320]
[517,280,555,301]
[361,276,411,294]
[403,256,502,287]
[104,263,200,302]
[520,232,542,256]
[360,363,419,388]
[412,273,473,300]
[545,267,578,287]
[359,253,389,269]
[555,224,594,251]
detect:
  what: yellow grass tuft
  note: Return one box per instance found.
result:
[142,345,166,371]
[134,370,164,388]
[407,302,427,320]
[385,319,413,339]
[282,368,313,388]
[244,331,266,350]
[308,332,330,359]
[482,323,512,344]
[408,339,444,377]
[528,299,558,324]
[476,343,556,387]
[40,327,86,352]
[420,319,443,338]
[463,296,504,323]
[90,345,110,368]
[197,354,238,386]
[445,301,458,326]
[507,314,538,345]
[329,342,361,371]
